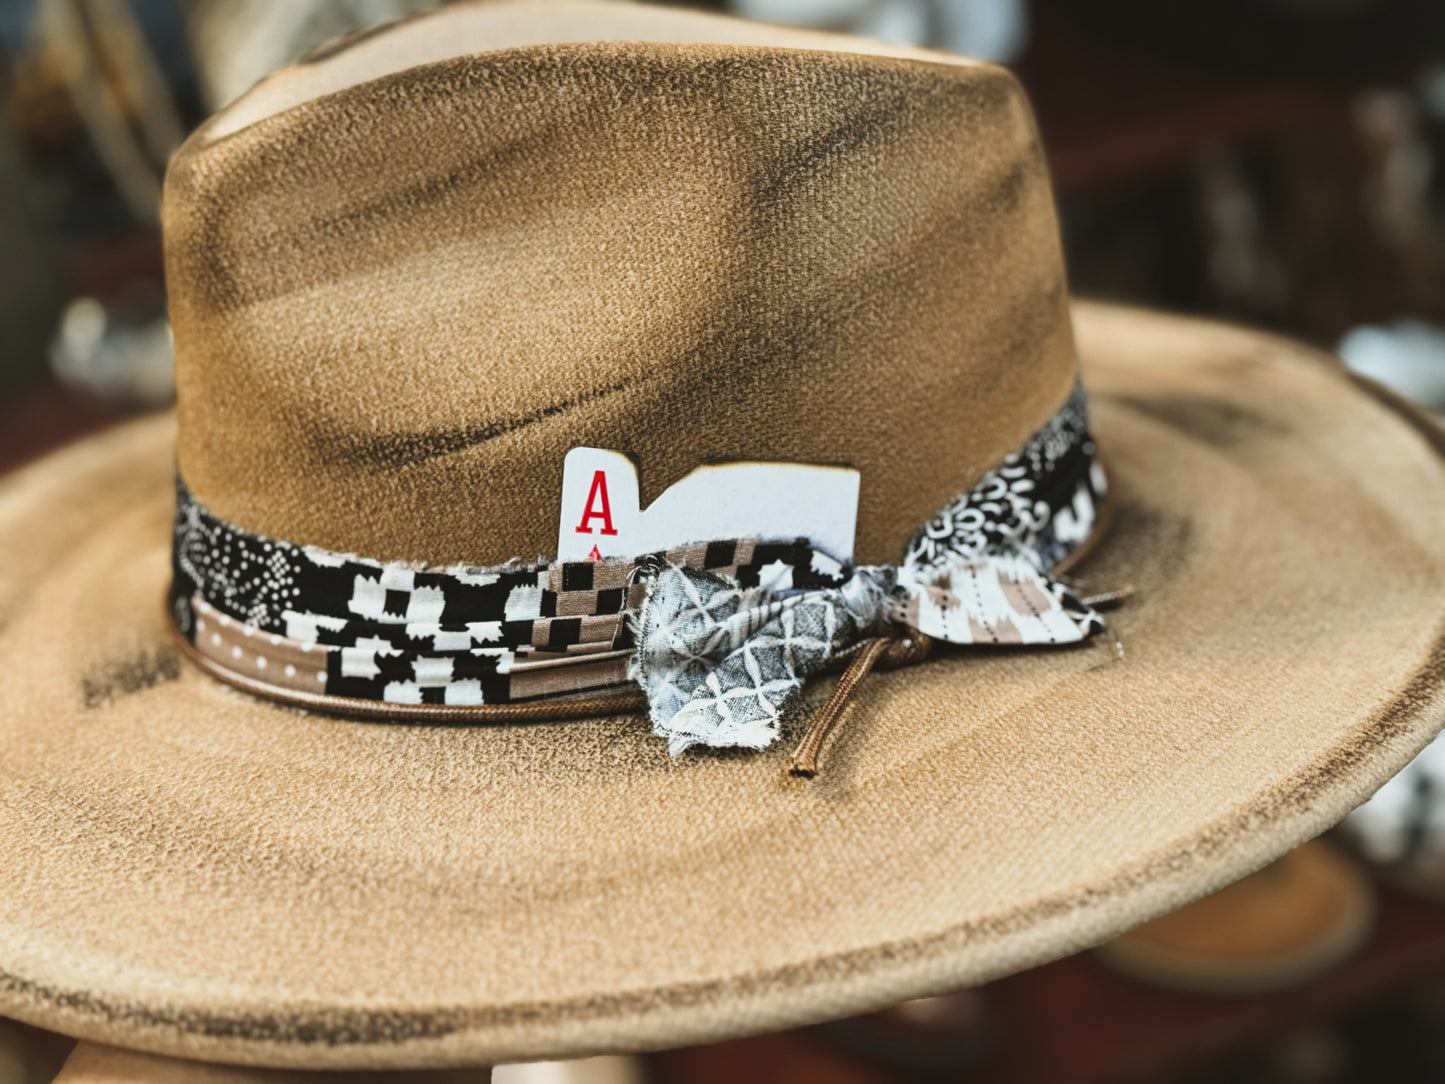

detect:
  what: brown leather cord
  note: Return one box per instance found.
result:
[787,576,1131,780]
[1077,582,1135,610]
[789,635,896,780]
[875,628,935,669]
[167,615,649,722]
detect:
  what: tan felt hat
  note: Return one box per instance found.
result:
[2,0,1445,1070]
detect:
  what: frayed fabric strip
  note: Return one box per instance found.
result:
[633,551,1102,755]
[169,383,1110,753]
[633,566,895,754]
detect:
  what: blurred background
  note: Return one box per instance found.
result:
[3,0,1445,1081]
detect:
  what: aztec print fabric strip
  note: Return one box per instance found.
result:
[171,497,839,706]
[170,382,1108,740]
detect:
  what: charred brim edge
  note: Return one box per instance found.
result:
[3,612,1442,1071]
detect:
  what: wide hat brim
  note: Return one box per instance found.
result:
[1,301,1443,1069]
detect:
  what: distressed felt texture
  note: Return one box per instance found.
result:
[0,304,1443,1069]
[5,0,1445,1070]
[164,0,1076,569]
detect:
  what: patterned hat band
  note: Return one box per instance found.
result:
[169,383,1114,770]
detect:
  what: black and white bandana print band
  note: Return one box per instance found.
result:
[170,383,1109,754]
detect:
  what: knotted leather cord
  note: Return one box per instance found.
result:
[786,583,1130,779]
[790,635,898,778]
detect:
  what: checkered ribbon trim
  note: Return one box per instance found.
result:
[170,384,1106,752]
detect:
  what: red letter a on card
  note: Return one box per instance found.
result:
[575,470,618,536]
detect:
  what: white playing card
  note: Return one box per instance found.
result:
[557,447,859,562]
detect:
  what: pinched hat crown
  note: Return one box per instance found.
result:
[163,0,1076,569]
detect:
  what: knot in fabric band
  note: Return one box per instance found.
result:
[169,384,1109,759]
